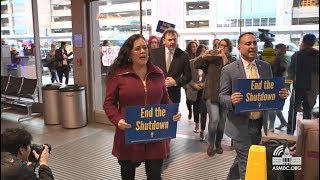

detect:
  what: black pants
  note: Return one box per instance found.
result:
[118,159,163,180]
[185,89,192,112]
[57,66,70,85]
[193,90,207,130]
[287,88,311,135]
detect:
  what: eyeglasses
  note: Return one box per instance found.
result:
[219,44,228,48]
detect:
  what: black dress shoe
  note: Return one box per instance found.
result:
[188,112,192,120]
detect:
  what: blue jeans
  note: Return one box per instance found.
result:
[206,100,226,145]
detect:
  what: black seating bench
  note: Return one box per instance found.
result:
[1,76,39,121]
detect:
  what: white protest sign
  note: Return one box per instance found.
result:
[101,46,120,66]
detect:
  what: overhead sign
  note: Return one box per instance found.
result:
[235,77,285,113]
[125,103,179,144]
[156,20,175,33]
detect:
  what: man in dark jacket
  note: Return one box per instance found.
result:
[287,33,318,134]
[149,28,192,104]
[1,128,54,180]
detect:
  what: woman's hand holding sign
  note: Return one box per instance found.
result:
[118,119,132,130]
[172,112,182,122]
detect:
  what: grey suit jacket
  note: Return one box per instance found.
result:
[219,59,273,141]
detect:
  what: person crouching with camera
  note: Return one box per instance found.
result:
[1,127,54,180]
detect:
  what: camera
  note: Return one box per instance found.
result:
[209,49,219,56]
[28,143,52,163]
[258,29,275,42]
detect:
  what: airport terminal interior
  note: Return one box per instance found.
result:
[1,0,319,179]
[2,89,315,179]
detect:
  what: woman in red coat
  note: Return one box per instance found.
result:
[104,34,181,180]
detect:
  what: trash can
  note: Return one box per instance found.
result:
[59,85,87,128]
[42,83,62,125]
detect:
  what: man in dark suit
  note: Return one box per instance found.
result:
[219,32,288,180]
[150,28,192,104]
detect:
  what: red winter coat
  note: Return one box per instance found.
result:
[103,61,172,161]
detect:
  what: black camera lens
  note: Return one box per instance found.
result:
[28,143,52,164]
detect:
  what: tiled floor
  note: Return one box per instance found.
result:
[1,107,237,180]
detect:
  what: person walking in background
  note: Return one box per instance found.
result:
[212,38,220,50]
[219,32,288,180]
[260,41,276,64]
[185,41,198,61]
[101,40,111,74]
[150,28,192,105]
[185,41,198,119]
[193,39,200,46]
[147,35,159,50]
[46,43,59,83]
[308,39,319,111]
[55,41,73,85]
[269,43,288,131]
[194,38,236,156]
[10,47,20,65]
[287,33,318,135]
[103,34,181,180]
[186,44,208,140]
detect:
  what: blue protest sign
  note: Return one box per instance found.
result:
[125,103,179,144]
[235,77,285,113]
[156,20,175,33]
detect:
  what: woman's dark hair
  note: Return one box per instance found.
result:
[108,34,146,74]
[195,44,208,57]
[220,38,233,53]
[1,128,32,156]
[60,41,67,48]
[185,41,197,59]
